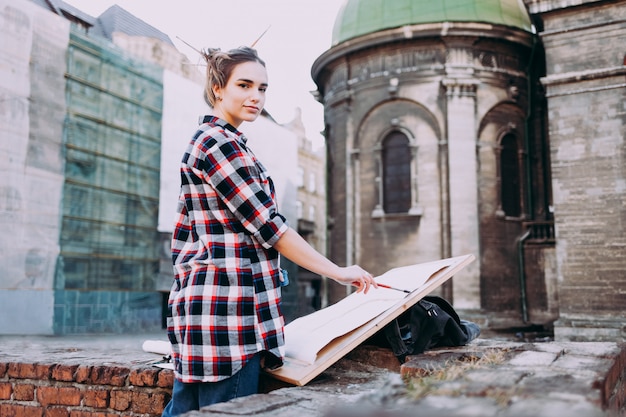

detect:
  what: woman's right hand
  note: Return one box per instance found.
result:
[331,265,378,294]
[273,228,378,294]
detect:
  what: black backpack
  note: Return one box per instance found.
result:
[381,295,481,363]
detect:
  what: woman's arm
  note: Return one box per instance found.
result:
[273,228,377,293]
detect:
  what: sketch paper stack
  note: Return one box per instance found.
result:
[266,254,475,386]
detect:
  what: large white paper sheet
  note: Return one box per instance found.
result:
[283,260,451,364]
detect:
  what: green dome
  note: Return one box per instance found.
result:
[332,0,533,45]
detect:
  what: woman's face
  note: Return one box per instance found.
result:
[212,61,268,128]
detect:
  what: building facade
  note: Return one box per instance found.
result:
[0,0,68,333]
[527,0,626,341]
[0,0,302,334]
[312,0,625,341]
[284,108,329,314]
[0,0,168,334]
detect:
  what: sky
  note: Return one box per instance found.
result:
[64,0,347,148]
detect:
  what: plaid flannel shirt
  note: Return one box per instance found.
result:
[168,116,289,383]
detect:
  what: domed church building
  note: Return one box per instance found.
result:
[312,0,625,340]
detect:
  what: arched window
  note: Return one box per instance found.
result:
[500,134,521,217]
[382,131,411,213]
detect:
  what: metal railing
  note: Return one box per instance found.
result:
[523,221,555,244]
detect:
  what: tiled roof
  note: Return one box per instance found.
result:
[27,0,173,46]
[60,1,98,26]
[29,0,97,27]
[93,5,173,45]
[28,0,62,14]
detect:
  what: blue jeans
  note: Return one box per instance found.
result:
[161,353,261,417]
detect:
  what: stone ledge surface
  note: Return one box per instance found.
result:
[0,333,624,417]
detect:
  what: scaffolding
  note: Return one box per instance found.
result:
[59,30,163,291]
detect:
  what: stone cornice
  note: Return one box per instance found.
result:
[312,22,535,82]
[541,66,626,97]
[542,66,626,85]
[525,0,607,14]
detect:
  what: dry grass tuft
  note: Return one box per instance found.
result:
[405,349,509,401]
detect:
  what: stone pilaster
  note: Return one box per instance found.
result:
[443,79,481,309]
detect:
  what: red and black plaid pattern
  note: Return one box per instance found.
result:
[168,116,288,382]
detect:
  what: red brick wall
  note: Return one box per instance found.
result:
[0,361,172,417]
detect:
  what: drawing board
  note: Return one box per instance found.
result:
[265,254,475,386]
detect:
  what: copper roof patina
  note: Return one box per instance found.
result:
[332,0,533,45]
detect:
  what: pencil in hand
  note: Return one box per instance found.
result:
[377,283,411,294]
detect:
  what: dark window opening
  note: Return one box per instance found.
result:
[383,132,411,213]
[500,134,521,217]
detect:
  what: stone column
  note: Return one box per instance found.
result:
[345,108,356,297]
[443,79,481,309]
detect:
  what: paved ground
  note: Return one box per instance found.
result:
[0,331,624,416]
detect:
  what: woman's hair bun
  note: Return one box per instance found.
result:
[201,47,221,63]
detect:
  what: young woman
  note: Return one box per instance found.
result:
[162,46,376,417]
